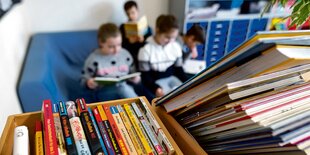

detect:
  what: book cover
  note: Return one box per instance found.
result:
[58,101,78,155]
[94,72,141,85]
[93,107,117,155]
[75,98,105,155]
[65,101,91,155]
[87,107,110,155]
[52,103,67,155]
[35,121,44,155]
[110,106,138,155]
[42,100,59,155]
[103,105,129,155]
[123,104,154,155]
[132,102,165,155]
[124,15,148,37]
[116,105,146,155]
[138,98,175,155]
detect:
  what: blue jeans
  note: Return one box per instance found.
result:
[95,82,137,101]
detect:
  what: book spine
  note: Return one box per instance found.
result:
[52,103,67,155]
[139,98,175,155]
[110,106,138,155]
[103,105,129,155]
[117,105,146,155]
[13,126,29,155]
[87,107,110,155]
[93,107,117,155]
[58,101,78,155]
[76,98,105,155]
[42,100,59,155]
[123,104,154,155]
[65,101,91,155]
[132,102,165,155]
[35,121,44,155]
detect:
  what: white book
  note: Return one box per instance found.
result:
[13,126,29,155]
[94,72,141,85]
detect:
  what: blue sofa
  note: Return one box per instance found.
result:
[18,30,114,112]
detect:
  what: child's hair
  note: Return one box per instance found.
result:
[186,24,205,44]
[124,1,138,11]
[156,15,179,34]
[97,23,121,43]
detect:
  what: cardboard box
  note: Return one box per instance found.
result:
[0,97,183,155]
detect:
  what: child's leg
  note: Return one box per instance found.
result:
[156,76,183,95]
[96,85,120,101]
[117,82,138,98]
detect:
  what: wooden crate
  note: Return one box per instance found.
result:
[152,99,207,155]
[0,97,183,155]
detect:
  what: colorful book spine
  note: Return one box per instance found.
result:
[35,121,44,155]
[42,100,59,155]
[132,102,165,155]
[52,103,67,155]
[76,98,106,155]
[13,126,29,155]
[65,101,91,155]
[110,106,138,155]
[123,104,154,155]
[88,107,111,155]
[97,106,120,155]
[117,105,146,155]
[138,98,175,154]
[103,105,129,155]
[58,101,78,155]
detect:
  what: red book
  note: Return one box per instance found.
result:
[103,105,129,155]
[42,100,59,155]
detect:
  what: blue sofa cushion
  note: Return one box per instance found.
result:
[18,30,110,112]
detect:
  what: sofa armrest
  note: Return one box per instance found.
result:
[17,34,60,112]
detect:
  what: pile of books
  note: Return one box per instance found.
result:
[20,98,175,155]
[155,31,310,154]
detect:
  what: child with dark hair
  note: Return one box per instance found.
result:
[178,24,205,60]
[120,0,152,67]
[81,23,138,101]
[138,15,189,97]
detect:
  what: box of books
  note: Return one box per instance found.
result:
[0,97,183,155]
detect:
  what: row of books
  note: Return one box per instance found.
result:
[14,98,175,155]
[154,30,310,154]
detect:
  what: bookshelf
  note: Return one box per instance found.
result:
[0,97,183,155]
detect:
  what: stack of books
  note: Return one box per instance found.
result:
[36,98,175,155]
[155,31,310,154]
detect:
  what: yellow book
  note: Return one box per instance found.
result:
[117,105,146,155]
[35,121,44,155]
[123,104,154,155]
[124,15,148,37]
[110,106,138,155]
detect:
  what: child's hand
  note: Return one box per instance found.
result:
[87,78,98,89]
[138,35,144,43]
[155,88,164,97]
[191,47,198,59]
[128,36,139,43]
[129,76,141,84]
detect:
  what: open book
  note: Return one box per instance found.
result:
[94,72,141,85]
[124,15,148,37]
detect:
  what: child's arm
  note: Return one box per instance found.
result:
[81,53,99,89]
[138,48,161,94]
[173,56,189,82]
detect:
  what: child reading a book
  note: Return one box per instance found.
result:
[138,15,189,97]
[177,24,205,61]
[81,23,138,101]
[120,0,152,68]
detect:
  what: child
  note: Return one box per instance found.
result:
[119,0,152,68]
[178,24,205,61]
[138,15,189,97]
[81,23,138,101]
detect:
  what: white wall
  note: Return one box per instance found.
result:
[0,0,168,134]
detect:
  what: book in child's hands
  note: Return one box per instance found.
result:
[124,15,148,37]
[94,72,141,85]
